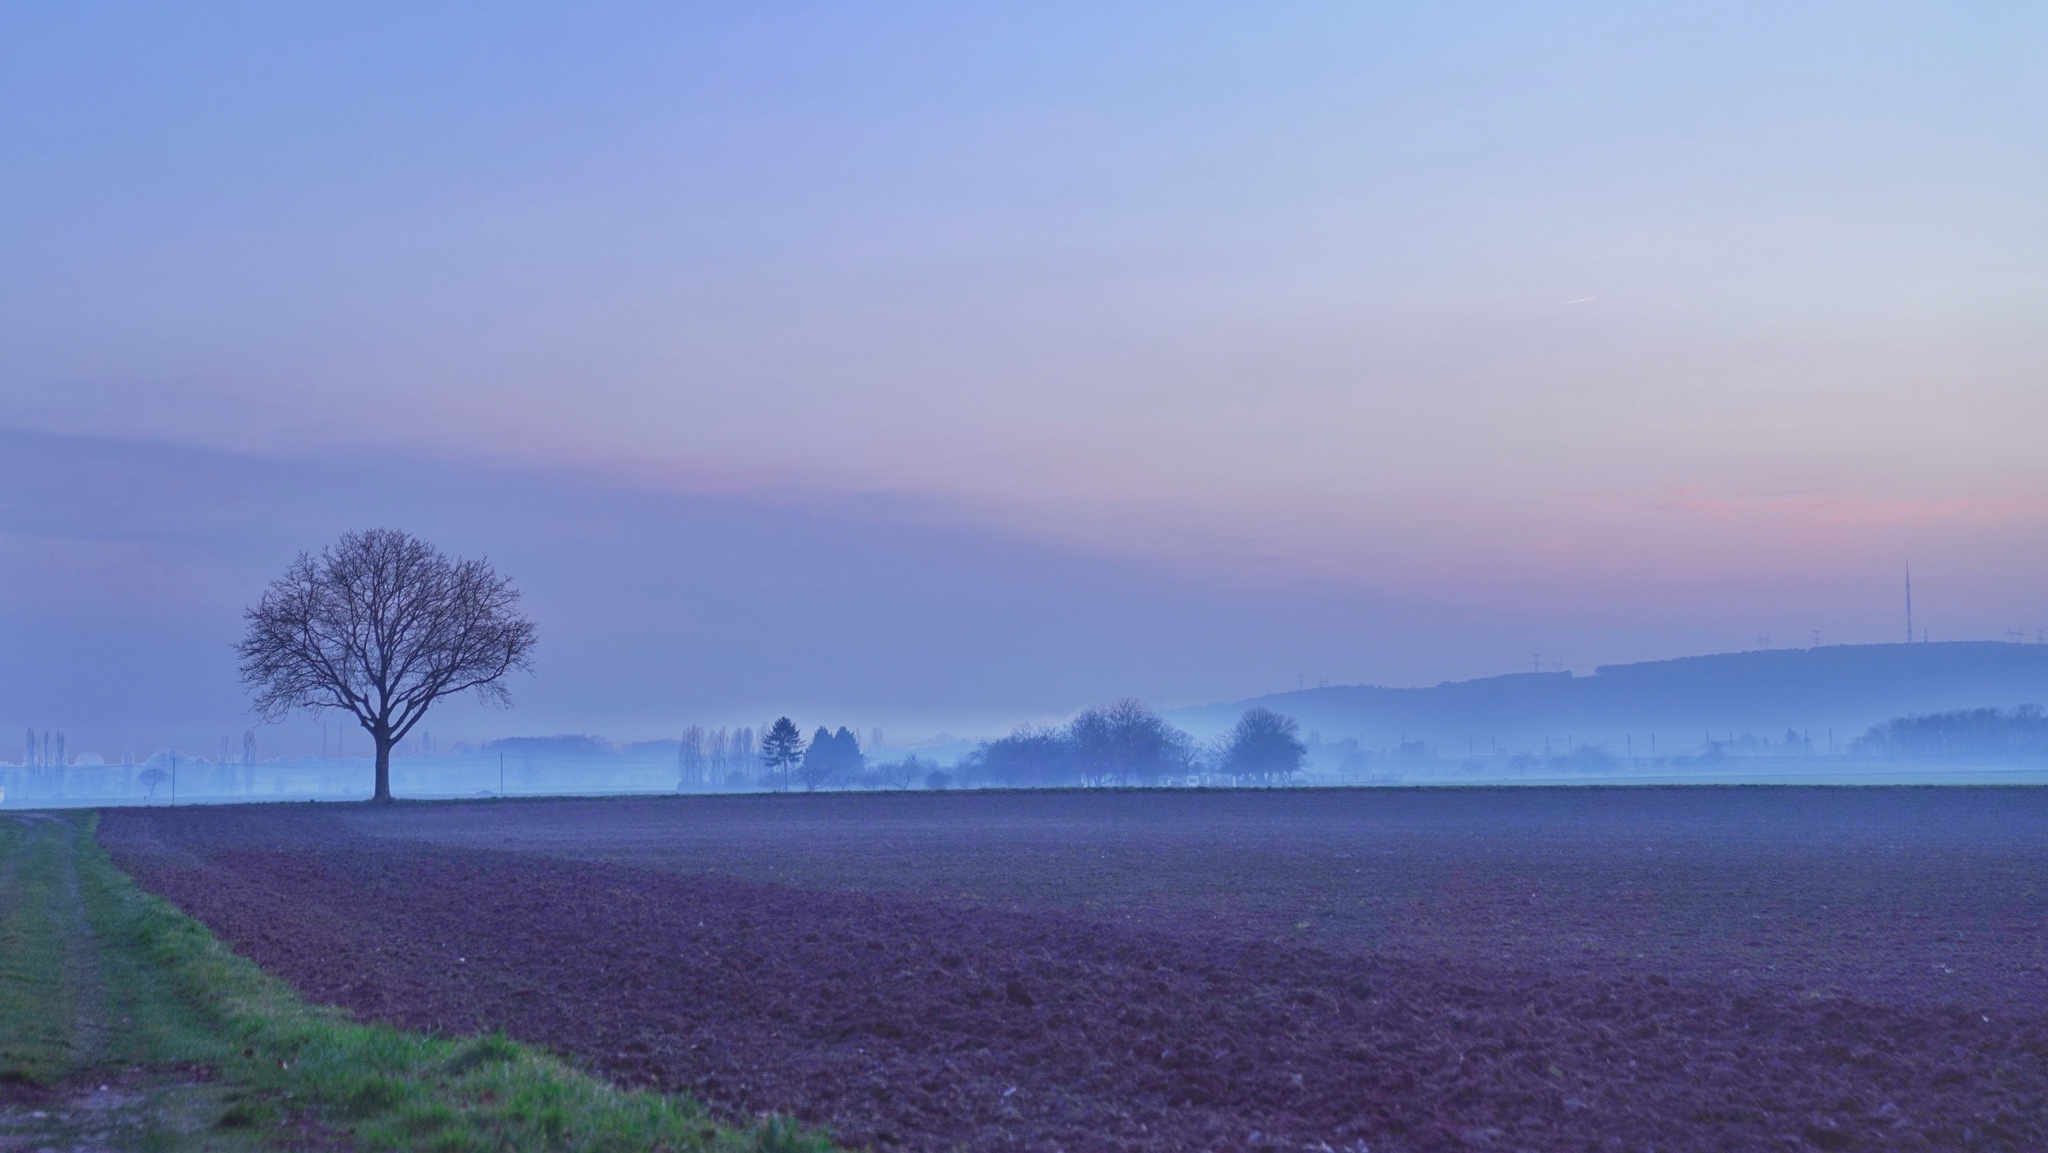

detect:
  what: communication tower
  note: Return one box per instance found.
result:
[1905,563,1913,643]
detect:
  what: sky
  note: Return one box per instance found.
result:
[2,3,2045,756]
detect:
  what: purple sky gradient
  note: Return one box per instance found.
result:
[2,4,2044,755]
[3,427,2034,758]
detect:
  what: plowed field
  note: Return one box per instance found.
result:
[99,789,2048,1151]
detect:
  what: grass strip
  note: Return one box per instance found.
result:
[0,818,79,1082]
[68,812,836,1152]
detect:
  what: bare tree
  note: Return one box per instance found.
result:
[880,754,929,791]
[677,725,708,789]
[1221,707,1307,785]
[237,528,537,803]
[1070,699,1191,786]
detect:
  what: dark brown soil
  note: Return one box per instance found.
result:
[100,789,2048,1152]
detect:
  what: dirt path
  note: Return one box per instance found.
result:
[0,815,286,1153]
[50,816,110,1068]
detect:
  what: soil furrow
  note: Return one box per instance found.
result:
[101,792,2048,1152]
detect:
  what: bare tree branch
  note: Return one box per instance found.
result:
[236,528,537,802]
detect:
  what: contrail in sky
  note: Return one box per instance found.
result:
[1565,296,1597,304]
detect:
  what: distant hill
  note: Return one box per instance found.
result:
[1167,643,2048,754]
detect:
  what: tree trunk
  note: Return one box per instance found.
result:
[373,734,394,802]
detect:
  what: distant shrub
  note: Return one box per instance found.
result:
[1220,707,1307,785]
[968,726,1078,787]
[871,756,933,790]
[1556,745,1616,773]
[963,700,1201,788]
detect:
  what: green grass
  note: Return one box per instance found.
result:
[0,812,837,1152]
[0,817,80,1082]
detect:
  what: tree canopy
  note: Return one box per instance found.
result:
[797,726,863,790]
[759,717,807,791]
[237,528,535,802]
[1221,706,1308,784]
[964,700,1199,788]
[1855,705,2048,760]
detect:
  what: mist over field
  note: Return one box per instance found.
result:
[12,637,2048,809]
[3,423,2046,785]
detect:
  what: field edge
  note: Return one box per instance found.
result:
[60,809,838,1153]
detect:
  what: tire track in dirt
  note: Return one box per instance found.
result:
[1,815,114,1068]
[52,818,110,1069]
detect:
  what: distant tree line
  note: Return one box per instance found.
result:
[691,703,1309,794]
[962,701,1306,788]
[22,730,65,768]
[675,726,759,787]
[1855,705,2048,760]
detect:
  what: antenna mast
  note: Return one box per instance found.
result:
[1905,563,1913,644]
